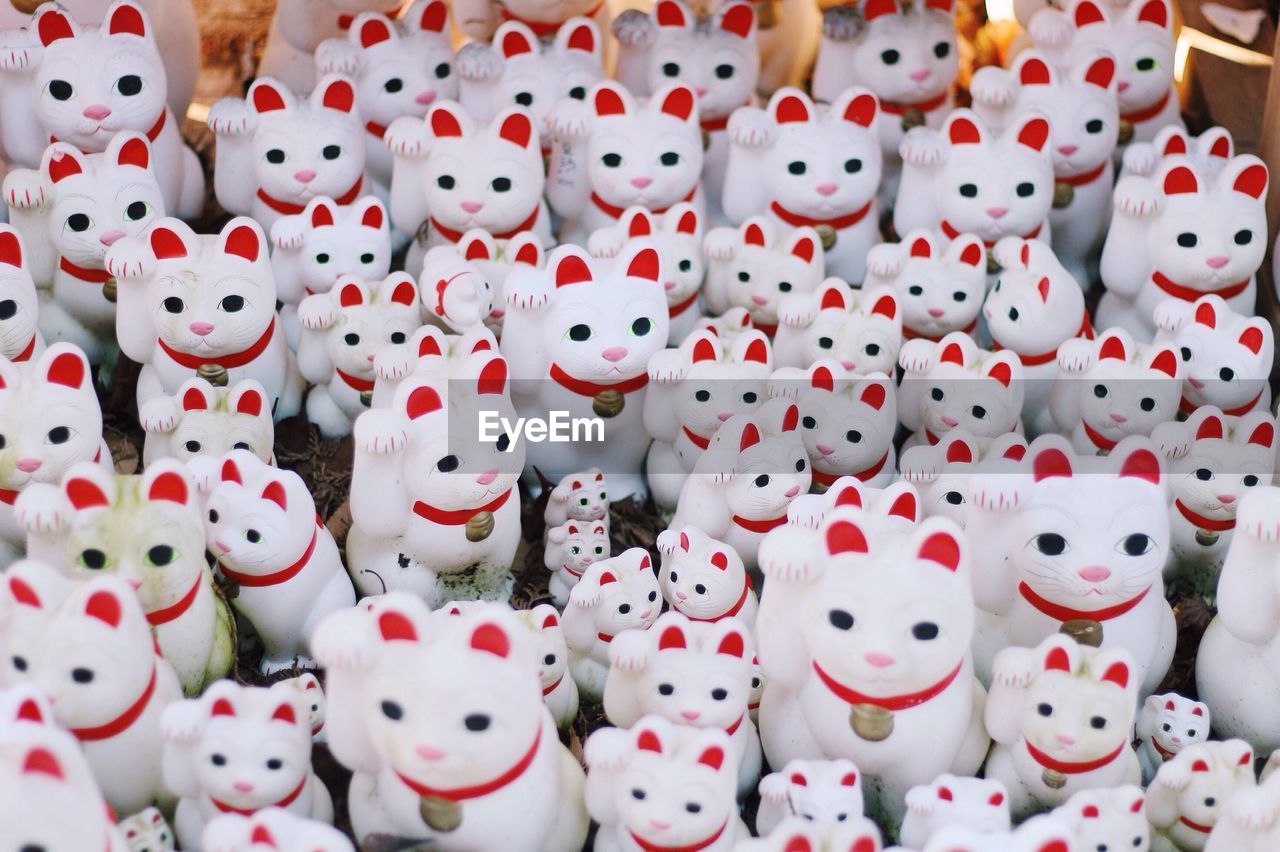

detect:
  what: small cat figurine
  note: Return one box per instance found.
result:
[772,280,902,374]
[1135,693,1212,784]
[983,236,1093,438]
[201,808,354,852]
[544,468,609,528]
[984,634,1142,820]
[105,217,304,421]
[297,274,423,438]
[139,378,275,467]
[1147,740,1256,852]
[1122,125,1234,180]
[563,548,662,701]
[0,1,204,219]
[369,323,499,408]
[269,195,393,347]
[545,519,610,608]
[201,450,357,673]
[656,526,758,627]
[547,81,704,246]
[1,563,185,815]
[159,680,334,849]
[899,774,1011,850]
[0,343,111,566]
[1049,327,1182,455]
[4,133,164,368]
[970,50,1119,287]
[589,204,705,345]
[703,217,824,336]
[118,806,175,852]
[895,109,1054,284]
[755,759,865,837]
[1098,155,1268,338]
[863,228,985,343]
[256,0,403,93]
[0,226,42,365]
[207,75,367,231]
[442,228,546,336]
[611,0,758,221]
[723,87,882,283]
[1153,407,1276,585]
[420,244,497,333]
[1153,295,1273,417]
[274,672,327,742]
[643,328,772,511]
[513,604,579,728]
[314,2,456,189]
[1051,786,1149,852]
[899,429,1029,528]
[456,18,604,146]
[812,0,957,206]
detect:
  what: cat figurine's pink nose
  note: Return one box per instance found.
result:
[15,458,41,473]
[1057,144,1078,155]
[841,360,855,370]
[99,229,125,246]
[189,322,214,336]
[415,744,446,761]
[1109,412,1128,423]
[82,104,111,120]
[416,90,437,105]
[928,307,945,317]
[942,415,959,427]
[695,86,708,96]
[865,651,894,668]
[601,346,628,362]
[475,469,498,485]
[717,412,732,422]
[910,68,932,81]
[680,709,700,720]
[233,781,254,793]
[784,486,800,497]
[293,169,317,183]
[649,819,671,831]
[1078,566,1112,583]
[987,206,1008,219]
[664,280,676,291]
[751,295,768,305]
[1219,494,1237,504]
[816,444,835,456]
[1206,256,1229,269]
[461,200,484,213]
[1056,733,1076,745]
[816,182,838,196]
[1118,80,1131,91]
[631,176,653,188]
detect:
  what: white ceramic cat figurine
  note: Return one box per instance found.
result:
[812,0,957,206]
[770,362,897,491]
[589,204,705,344]
[545,519,610,608]
[118,806,175,852]
[563,548,662,701]
[159,680,334,849]
[643,328,772,511]
[897,331,1025,450]
[922,814,1079,852]
[297,274,423,438]
[385,101,553,258]
[1153,295,1273,417]
[1028,0,1179,150]
[669,399,812,571]
[900,775,1011,850]
[256,0,402,93]
[544,468,609,528]
[0,1,203,218]
[314,2,456,189]
[1,563,183,815]
[1051,786,1149,852]
[514,604,579,728]
[1137,694,1211,786]
[139,378,275,467]
[966,435,1176,696]
[4,133,163,368]
[754,507,989,827]
[1147,740,1256,852]
[201,808,354,852]
[1202,770,1280,852]
[15,461,235,696]
[1153,406,1276,584]
[456,18,604,147]
[656,526,758,627]
[0,226,41,365]
[755,759,865,837]
[420,243,496,333]
[1049,328,1182,454]
[703,217,824,336]
[501,243,669,498]
[207,75,367,231]
[0,343,110,565]
[345,355,523,605]
[899,429,1030,528]
[105,217,304,421]
[202,450,356,673]
[274,673,327,742]
[970,50,1119,287]
[983,236,1093,438]
[310,594,590,849]
[444,228,546,336]
[604,612,760,797]
[723,87,882,283]
[611,0,757,220]
[547,81,704,245]
[450,0,608,43]
[1098,155,1268,338]
[894,110,1054,279]
[984,634,1141,820]
[584,715,746,852]
[369,323,500,408]
[772,280,902,373]
[1122,125,1234,180]
[863,228,985,344]
[269,195,392,347]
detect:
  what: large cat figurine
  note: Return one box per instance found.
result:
[314,2,456,189]
[812,0,957,206]
[723,87,881,283]
[1098,155,1268,338]
[500,242,669,498]
[863,228,985,343]
[0,343,111,566]
[140,378,275,467]
[256,0,403,93]
[611,0,757,221]
[970,50,1119,287]
[207,75,367,231]
[105,217,304,420]
[1153,294,1273,417]
[4,133,163,368]
[546,81,704,245]
[703,217,824,336]
[0,1,203,218]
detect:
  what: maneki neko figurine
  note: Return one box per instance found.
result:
[899,429,1030,528]
[656,525,758,628]
[139,378,276,467]
[702,217,824,335]
[899,774,1012,849]
[0,225,40,365]
[257,0,403,93]
[1136,692,1211,784]
[1153,294,1273,418]
[755,759,867,837]
[863,229,985,345]
[1146,739,1256,851]
[544,519,610,608]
